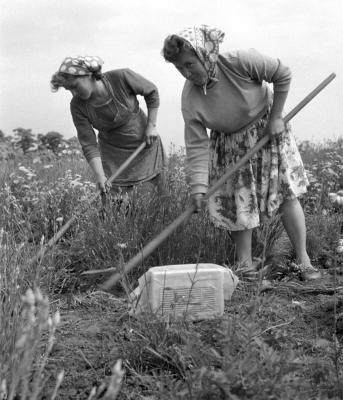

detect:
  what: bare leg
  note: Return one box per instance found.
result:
[279,198,311,265]
[231,229,253,268]
[279,198,320,279]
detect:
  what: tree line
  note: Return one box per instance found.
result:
[0,128,81,155]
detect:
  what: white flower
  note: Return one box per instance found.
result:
[18,166,30,174]
[328,191,343,206]
[23,288,35,305]
[34,288,44,303]
[52,310,61,325]
[336,245,343,254]
[69,180,83,187]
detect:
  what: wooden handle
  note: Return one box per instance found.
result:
[101,73,336,290]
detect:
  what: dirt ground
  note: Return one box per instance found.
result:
[42,271,343,400]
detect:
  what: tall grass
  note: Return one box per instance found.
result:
[0,139,342,399]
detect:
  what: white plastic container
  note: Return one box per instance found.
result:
[130,264,239,321]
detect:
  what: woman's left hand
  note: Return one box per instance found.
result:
[144,124,158,146]
[265,116,285,137]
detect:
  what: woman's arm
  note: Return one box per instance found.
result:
[238,49,292,136]
[121,69,161,145]
[88,157,107,192]
[265,90,289,136]
[182,109,209,194]
[145,107,159,146]
[122,68,160,109]
[70,101,108,191]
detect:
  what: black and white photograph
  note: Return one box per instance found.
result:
[1,1,343,399]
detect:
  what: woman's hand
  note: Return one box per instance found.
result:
[96,176,112,193]
[265,116,285,137]
[144,123,158,146]
[190,193,206,213]
[89,157,110,193]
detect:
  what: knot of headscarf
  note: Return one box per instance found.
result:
[58,56,104,76]
[177,25,224,92]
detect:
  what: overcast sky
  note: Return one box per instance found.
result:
[0,0,342,148]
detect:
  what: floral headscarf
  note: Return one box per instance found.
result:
[177,25,224,92]
[58,56,104,76]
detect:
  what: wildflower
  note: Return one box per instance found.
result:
[0,379,7,399]
[34,288,44,303]
[69,180,83,187]
[117,243,127,249]
[18,166,30,173]
[336,245,343,254]
[56,217,64,224]
[329,191,343,206]
[15,334,28,349]
[22,288,35,306]
[43,164,53,169]
[52,310,61,325]
[325,167,338,177]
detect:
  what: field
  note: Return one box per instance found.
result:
[1,138,343,400]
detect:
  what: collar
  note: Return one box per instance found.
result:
[202,65,219,94]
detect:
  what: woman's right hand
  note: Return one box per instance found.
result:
[96,176,111,193]
[190,193,205,213]
[89,157,110,193]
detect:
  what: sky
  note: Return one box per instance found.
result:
[0,0,342,149]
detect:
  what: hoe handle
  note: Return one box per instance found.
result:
[101,73,336,290]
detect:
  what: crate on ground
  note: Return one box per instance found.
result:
[130,263,239,321]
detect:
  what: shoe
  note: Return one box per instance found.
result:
[297,264,322,281]
[234,262,259,281]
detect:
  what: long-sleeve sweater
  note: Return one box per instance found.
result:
[70,68,160,162]
[181,48,292,194]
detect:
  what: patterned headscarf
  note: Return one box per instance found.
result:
[58,56,104,76]
[177,25,225,89]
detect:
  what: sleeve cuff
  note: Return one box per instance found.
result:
[191,184,208,195]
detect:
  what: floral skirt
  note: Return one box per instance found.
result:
[207,111,309,231]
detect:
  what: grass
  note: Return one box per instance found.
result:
[0,139,342,399]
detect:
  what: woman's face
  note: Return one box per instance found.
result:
[172,51,208,86]
[64,76,94,100]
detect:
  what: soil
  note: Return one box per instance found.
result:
[42,270,343,400]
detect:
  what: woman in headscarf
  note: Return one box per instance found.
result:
[162,25,320,280]
[51,56,166,195]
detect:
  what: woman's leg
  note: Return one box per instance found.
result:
[231,229,253,268]
[279,197,313,267]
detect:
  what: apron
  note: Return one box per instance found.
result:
[86,75,166,186]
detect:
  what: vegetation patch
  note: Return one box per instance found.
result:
[0,135,342,399]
